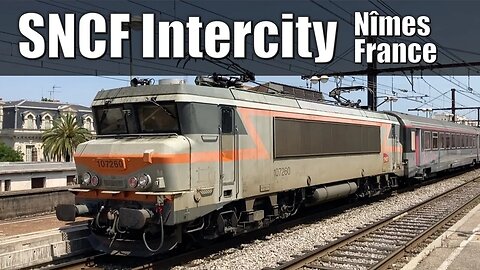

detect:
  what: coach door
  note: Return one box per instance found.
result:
[219,107,238,201]
[391,124,400,170]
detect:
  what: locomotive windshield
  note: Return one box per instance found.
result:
[94,102,180,135]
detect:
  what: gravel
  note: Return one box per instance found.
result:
[173,169,480,270]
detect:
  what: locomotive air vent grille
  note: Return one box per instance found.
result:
[103,179,125,188]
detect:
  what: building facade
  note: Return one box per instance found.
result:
[0,162,77,191]
[0,99,94,162]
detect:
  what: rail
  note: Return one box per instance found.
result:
[273,177,480,270]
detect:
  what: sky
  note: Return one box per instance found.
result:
[1,75,479,120]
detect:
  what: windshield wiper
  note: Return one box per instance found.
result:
[148,97,177,119]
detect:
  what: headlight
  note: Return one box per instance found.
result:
[128,177,138,188]
[82,172,91,185]
[138,174,151,188]
[91,175,99,186]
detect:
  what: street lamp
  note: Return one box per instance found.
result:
[309,75,329,91]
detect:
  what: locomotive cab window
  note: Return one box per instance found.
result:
[95,105,129,135]
[94,102,180,135]
[138,103,179,133]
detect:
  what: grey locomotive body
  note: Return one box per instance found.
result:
[56,82,479,256]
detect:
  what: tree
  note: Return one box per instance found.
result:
[42,114,92,162]
[0,142,23,162]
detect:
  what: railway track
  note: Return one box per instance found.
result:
[272,177,480,270]
[32,169,478,270]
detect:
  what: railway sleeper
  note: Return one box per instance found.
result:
[367,232,412,241]
[376,230,417,238]
[338,246,390,255]
[351,242,398,251]
[321,256,377,267]
[330,251,384,261]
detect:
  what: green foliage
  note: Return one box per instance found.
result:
[42,114,92,162]
[0,142,23,162]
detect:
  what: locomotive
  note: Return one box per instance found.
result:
[56,78,479,256]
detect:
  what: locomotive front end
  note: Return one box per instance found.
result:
[56,92,192,255]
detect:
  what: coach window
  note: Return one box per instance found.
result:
[462,135,466,148]
[424,131,431,150]
[432,132,438,150]
[439,133,445,149]
[446,133,450,149]
[411,130,416,151]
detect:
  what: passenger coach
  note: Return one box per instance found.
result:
[388,112,479,179]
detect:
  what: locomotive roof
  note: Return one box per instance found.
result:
[92,83,398,123]
[387,111,479,133]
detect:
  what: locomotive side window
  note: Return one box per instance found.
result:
[274,118,380,158]
[221,108,234,134]
[432,132,438,150]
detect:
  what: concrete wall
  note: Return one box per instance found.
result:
[0,187,75,219]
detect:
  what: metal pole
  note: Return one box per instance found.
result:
[477,108,479,127]
[129,25,133,82]
[451,88,456,122]
[367,36,377,111]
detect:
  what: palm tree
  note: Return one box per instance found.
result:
[42,113,92,162]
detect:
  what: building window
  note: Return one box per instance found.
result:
[83,116,94,131]
[25,145,34,162]
[42,115,53,129]
[2,180,11,192]
[32,147,38,162]
[67,175,76,185]
[31,177,45,189]
[24,114,36,129]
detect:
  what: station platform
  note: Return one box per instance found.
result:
[0,215,92,269]
[402,202,480,270]
[0,214,89,238]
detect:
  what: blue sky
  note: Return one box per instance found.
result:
[1,75,479,120]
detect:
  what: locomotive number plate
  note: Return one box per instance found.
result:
[95,158,126,170]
